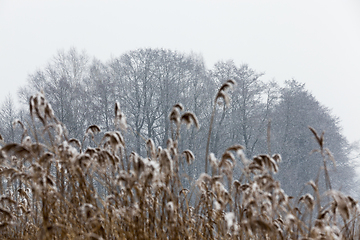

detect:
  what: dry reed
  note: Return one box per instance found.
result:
[0,81,358,240]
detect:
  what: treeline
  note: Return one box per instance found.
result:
[0,47,356,196]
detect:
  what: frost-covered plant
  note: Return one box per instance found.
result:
[0,81,358,240]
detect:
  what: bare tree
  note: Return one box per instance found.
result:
[271,80,354,196]
[18,48,90,139]
[85,58,116,131]
[108,48,208,155]
[0,95,19,143]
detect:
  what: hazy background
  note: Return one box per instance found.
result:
[1,0,360,143]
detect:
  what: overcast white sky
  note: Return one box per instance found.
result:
[1,0,360,144]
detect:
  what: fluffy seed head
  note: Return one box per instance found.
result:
[146,138,156,159]
[181,111,199,129]
[115,101,127,130]
[169,106,181,125]
[102,131,125,150]
[173,103,184,111]
[86,125,101,136]
[299,193,315,210]
[182,149,195,164]
[219,79,235,92]
[160,149,173,175]
[224,212,235,230]
[209,153,218,169]
[215,90,230,107]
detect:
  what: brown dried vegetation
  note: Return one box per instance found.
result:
[0,81,359,239]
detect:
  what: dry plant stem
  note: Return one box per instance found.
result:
[323,155,332,191]
[205,102,216,174]
[267,119,271,156]
[309,127,332,191]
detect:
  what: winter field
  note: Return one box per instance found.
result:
[0,78,359,239]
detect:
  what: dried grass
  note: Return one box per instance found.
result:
[0,84,358,240]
